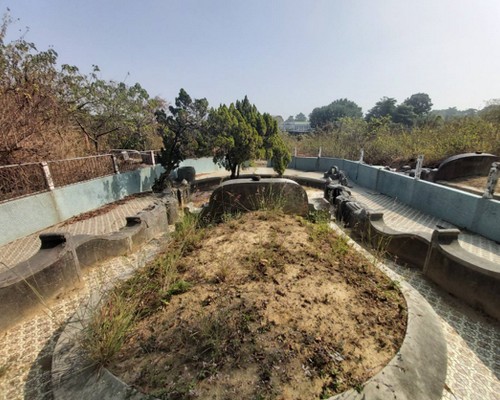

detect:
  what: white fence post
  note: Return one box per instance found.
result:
[318,147,322,158]
[359,149,364,163]
[41,162,55,190]
[150,150,156,165]
[111,154,120,174]
[483,162,499,199]
[415,155,424,180]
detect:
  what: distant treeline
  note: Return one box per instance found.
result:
[282,94,500,167]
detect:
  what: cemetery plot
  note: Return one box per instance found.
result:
[90,211,407,399]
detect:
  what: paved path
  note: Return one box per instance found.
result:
[0,168,498,400]
[0,195,158,270]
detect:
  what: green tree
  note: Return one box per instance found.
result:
[403,93,433,116]
[309,98,362,128]
[431,107,478,120]
[392,103,417,127]
[154,88,209,189]
[479,99,500,124]
[208,96,290,178]
[295,112,307,122]
[286,115,295,122]
[273,115,284,126]
[365,97,397,121]
[259,112,291,176]
[269,133,291,176]
[66,66,163,152]
[208,103,262,178]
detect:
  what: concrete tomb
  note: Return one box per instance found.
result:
[200,178,309,221]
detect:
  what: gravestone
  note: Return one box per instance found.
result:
[200,178,309,221]
[432,152,500,182]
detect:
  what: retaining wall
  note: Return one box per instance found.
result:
[290,156,500,242]
[0,158,223,246]
[0,165,162,246]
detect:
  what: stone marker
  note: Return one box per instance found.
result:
[200,178,309,221]
[483,162,499,199]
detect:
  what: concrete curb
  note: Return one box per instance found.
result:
[424,229,500,320]
[0,196,173,332]
[325,181,500,321]
[327,223,447,400]
[51,298,147,400]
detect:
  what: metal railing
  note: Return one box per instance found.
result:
[0,150,160,203]
[48,155,115,187]
[0,163,48,202]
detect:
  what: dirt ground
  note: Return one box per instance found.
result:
[60,192,152,226]
[108,211,407,400]
[439,175,499,198]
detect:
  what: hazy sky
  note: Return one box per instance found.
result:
[3,0,500,117]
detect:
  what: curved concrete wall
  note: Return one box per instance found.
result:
[324,183,500,321]
[0,198,171,332]
[290,156,500,242]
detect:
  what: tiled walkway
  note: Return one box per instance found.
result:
[0,195,158,269]
[0,171,498,400]
[381,260,499,400]
[347,184,500,265]
[0,236,168,400]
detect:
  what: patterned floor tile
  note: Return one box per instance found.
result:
[0,195,158,269]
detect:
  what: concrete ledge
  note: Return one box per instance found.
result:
[74,234,133,269]
[359,212,431,269]
[0,198,171,332]
[284,175,325,189]
[424,229,500,320]
[328,187,500,320]
[0,233,82,332]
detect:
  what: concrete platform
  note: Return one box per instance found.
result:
[0,195,158,269]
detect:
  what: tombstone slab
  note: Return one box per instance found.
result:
[433,152,500,181]
[200,178,309,221]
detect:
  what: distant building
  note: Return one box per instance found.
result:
[283,120,312,134]
[272,116,312,134]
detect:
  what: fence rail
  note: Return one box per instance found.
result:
[48,155,115,187]
[0,150,160,203]
[0,163,48,202]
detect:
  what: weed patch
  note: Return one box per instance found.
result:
[90,211,406,399]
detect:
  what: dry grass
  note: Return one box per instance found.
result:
[87,211,407,399]
[286,117,500,167]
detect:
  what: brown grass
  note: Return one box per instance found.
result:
[100,211,406,399]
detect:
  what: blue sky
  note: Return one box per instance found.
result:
[3,0,500,117]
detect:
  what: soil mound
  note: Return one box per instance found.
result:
[108,212,407,399]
